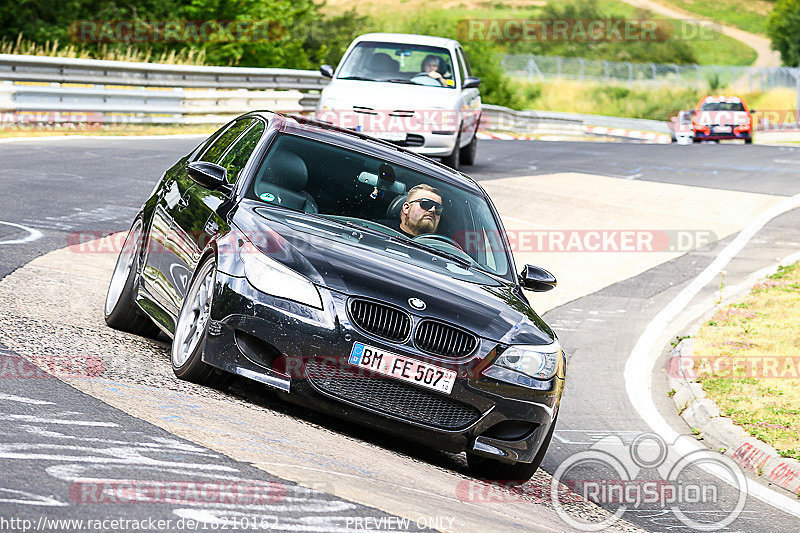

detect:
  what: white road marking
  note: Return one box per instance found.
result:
[0,220,43,245]
[624,190,800,518]
[0,393,55,405]
[0,488,67,507]
[0,414,117,426]
[0,134,207,144]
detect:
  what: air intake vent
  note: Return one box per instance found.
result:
[307,358,481,430]
[414,320,477,358]
[349,299,411,343]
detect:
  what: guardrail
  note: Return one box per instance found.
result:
[0,53,672,141]
[0,53,323,125]
[480,104,671,142]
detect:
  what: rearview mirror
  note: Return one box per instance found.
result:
[187,161,228,191]
[519,265,557,292]
[320,65,335,78]
[463,76,481,89]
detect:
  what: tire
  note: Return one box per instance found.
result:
[171,256,232,388]
[460,130,478,166]
[104,218,161,338]
[441,130,461,170]
[467,414,558,482]
[745,136,753,145]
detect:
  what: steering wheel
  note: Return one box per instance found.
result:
[413,233,465,251]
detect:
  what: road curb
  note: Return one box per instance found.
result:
[668,308,800,498]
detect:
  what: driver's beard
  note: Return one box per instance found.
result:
[415,217,437,234]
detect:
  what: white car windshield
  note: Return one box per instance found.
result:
[337,41,456,89]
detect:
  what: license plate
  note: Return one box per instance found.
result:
[370,131,407,142]
[348,342,456,394]
[713,126,732,133]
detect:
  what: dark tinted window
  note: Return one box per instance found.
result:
[246,133,511,278]
[217,120,266,184]
[199,119,255,163]
[700,102,745,111]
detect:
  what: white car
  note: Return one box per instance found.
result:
[316,33,482,169]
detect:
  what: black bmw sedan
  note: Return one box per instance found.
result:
[104,111,565,481]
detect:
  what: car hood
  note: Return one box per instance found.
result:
[232,202,555,345]
[320,80,459,112]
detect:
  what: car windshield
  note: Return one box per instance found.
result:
[337,41,456,89]
[245,132,511,279]
[700,102,745,111]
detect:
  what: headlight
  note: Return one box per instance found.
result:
[240,242,322,309]
[485,344,561,382]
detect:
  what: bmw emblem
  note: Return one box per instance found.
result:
[408,297,426,311]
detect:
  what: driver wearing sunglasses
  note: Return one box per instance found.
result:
[399,184,443,237]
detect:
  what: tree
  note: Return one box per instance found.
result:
[768,0,800,66]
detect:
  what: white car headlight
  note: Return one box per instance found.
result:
[490,344,561,381]
[240,242,322,309]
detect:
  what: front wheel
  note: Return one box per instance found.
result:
[467,414,558,481]
[104,218,160,338]
[171,257,231,388]
[441,131,461,170]
[460,131,477,166]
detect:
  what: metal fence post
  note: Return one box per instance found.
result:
[556,56,562,78]
[604,60,609,81]
[578,58,585,80]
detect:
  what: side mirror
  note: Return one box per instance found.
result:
[463,76,481,89]
[749,109,756,114]
[320,65,335,78]
[519,265,557,292]
[187,161,228,191]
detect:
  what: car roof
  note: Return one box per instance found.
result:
[698,95,747,105]
[244,111,483,195]
[351,33,461,49]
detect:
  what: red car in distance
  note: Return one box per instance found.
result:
[691,96,754,144]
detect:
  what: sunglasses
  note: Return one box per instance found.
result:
[407,198,443,215]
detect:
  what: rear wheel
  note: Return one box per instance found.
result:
[171,257,231,388]
[460,131,478,166]
[104,218,160,338]
[467,414,558,481]
[745,136,753,145]
[441,130,461,170]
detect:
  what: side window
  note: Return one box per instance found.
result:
[458,48,473,77]
[198,119,254,164]
[455,50,466,85]
[217,121,266,184]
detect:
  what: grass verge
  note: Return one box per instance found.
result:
[326,0,758,66]
[692,262,800,461]
[644,0,773,36]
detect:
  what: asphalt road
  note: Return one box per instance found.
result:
[2,136,800,532]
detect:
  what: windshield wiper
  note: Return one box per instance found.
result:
[388,235,474,269]
[383,78,415,84]
[338,75,376,81]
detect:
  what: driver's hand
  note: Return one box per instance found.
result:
[428,71,443,80]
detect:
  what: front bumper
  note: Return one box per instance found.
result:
[204,272,565,464]
[693,126,751,141]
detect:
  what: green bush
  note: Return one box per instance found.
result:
[767,0,800,66]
